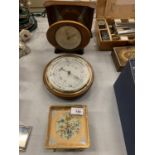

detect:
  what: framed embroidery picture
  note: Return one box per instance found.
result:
[45,105,90,150]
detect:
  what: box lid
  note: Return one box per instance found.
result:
[44,0,96,8]
[96,0,135,18]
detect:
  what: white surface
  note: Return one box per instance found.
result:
[19,17,127,155]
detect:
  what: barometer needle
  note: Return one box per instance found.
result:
[60,67,80,80]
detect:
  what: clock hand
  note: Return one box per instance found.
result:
[60,67,80,80]
[65,29,69,36]
[65,30,70,40]
[60,67,71,75]
[69,72,80,80]
[73,74,80,80]
[60,67,67,72]
[67,33,76,40]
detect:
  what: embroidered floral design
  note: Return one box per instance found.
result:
[56,113,80,140]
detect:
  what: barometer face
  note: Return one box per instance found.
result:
[45,56,91,92]
[43,55,94,99]
[55,25,82,50]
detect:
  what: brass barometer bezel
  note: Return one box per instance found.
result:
[43,55,94,99]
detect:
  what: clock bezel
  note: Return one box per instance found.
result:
[46,20,91,51]
[43,55,94,99]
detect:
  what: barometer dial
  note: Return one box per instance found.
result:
[43,55,94,98]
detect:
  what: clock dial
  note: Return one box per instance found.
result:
[55,25,82,50]
[46,56,90,92]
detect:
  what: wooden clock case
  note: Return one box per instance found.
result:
[44,0,96,54]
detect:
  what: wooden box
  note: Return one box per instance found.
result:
[96,0,135,51]
[45,105,90,151]
[111,46,135,71]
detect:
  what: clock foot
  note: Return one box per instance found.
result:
[55,49,84,55]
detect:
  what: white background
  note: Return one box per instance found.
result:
[0,0,155,154]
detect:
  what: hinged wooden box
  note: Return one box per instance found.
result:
[96,0,135,51]
[111,46,135,71]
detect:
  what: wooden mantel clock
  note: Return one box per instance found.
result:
[43,0,95,54]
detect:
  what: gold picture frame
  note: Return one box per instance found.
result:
[45,105,90,150]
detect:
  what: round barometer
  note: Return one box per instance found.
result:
[43,55,94,99]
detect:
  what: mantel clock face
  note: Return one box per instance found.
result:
[43,55,94,99]
[55,25,82,50]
